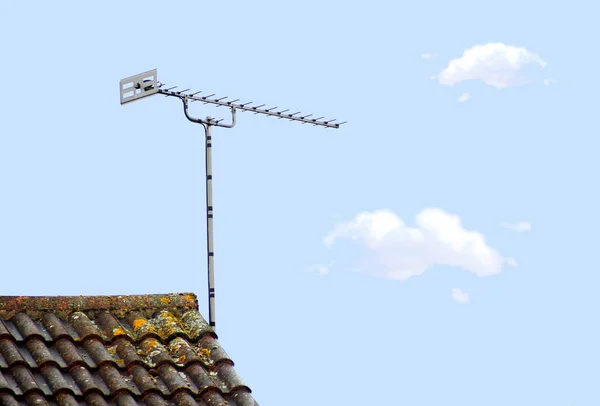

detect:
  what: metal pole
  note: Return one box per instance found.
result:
[204,121,216,329]
[181,98,235,332]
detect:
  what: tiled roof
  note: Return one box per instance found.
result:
[0,293,258,406]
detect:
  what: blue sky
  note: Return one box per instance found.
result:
[1,1,598,405]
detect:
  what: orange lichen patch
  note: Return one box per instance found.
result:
[138,337,167,367]
[168,337,191,357]
[160,297,171,304]
[133,319,147,330]
[146,339,160,351]
[177,355,187,364]
[112,327,127,336]
[194,345,215,366]
[184,294,195,303]
[138,338,161,356]
[169,337,187,352]
[138,323,158,334]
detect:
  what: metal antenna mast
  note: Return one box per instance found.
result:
[120,69,345,330]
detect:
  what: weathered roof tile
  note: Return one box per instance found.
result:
[24,391,48,405]
[113,392,138,406]
[11,364,37,393]
[156,363,196,393]
[82,339,114,368]
[69,365,97,396]
[94,312,128,343]
[69,312,104,342]
[143,392,168,406]
[12,313,46,342]
[180,311,212,342]
[25,338,55,367]
[185,362,215,393]
[141,338,173,368]
[54,338,84,369]
[0,370,12,393]
[41,313,72,342]
[215,364,247,392]
[230,390,259,406]
[40,364,74,394]
[174,391,202,406]
[198,337,230,367]
[57,391,80,406]
[0,392,19,406]
[111,339,142,368]
[85,391,108,406]
[201,390,228,406]
[0,321,10,339]
[128,364,158,395]
[168,337,202,367]
[0,338,25,366]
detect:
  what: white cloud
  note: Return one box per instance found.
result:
[421,53,437,59]
[324,208,514,281]
[458,92,470,103]
[451,288,470,304]
[501,222,531,232]
[306,264,330,276]
[544,78,558,86]
[435,43,546,89]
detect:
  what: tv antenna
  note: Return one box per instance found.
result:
[120,69,345,331]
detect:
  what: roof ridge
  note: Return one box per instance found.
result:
[0,292,198,315]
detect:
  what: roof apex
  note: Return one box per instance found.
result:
[0,292,198,318]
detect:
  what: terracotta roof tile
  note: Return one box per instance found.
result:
[0,293,258,405]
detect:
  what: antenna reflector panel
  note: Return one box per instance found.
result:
[120,69,158,104]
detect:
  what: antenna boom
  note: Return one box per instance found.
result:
[158,88,343,129]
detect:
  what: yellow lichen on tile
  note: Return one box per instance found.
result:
[112,327,126,336]
[146,339,159,350]
[184,294,195,302]
[157,311,183,337]
[169,337,186,352]
[200,348,211,358]
[160,297,171,304]
[133,319,147,330]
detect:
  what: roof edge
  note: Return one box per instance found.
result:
[0,292,199,314]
